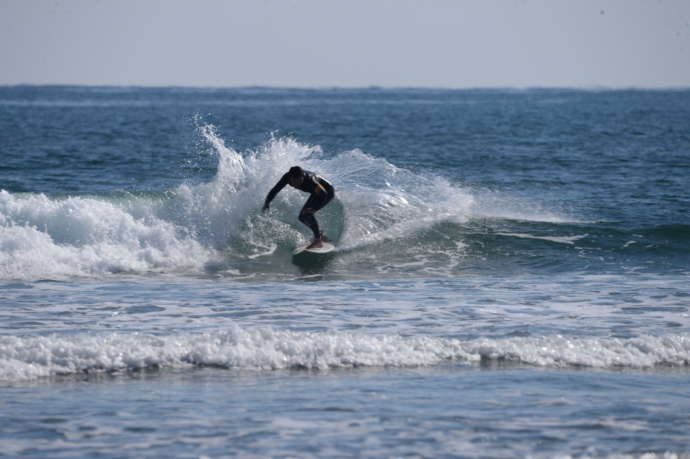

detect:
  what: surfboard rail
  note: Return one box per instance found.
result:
[293,242,336,255]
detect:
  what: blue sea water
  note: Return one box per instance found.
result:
[1,86,689,457]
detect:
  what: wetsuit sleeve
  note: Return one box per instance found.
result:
[263,173,289,208]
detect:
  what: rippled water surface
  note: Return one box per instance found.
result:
[1,87,689,457]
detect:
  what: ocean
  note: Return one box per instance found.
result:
[1,86,689,457]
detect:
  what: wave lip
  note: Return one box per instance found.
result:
[1,329,688,382]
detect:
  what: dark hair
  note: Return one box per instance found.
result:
[288,166,303,177]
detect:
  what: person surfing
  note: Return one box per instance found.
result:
[262,166,335,249]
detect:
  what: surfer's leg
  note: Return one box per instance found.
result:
[299,194,323,240]
[299,209,320,239]
[299,188,334,241]
[313,188,334,239]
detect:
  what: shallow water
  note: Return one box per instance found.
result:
[3,367,690,458]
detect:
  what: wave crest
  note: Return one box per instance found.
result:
[2,328,688,382]
[1,125,579,280]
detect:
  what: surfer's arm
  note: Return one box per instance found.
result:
[263,173,289,210]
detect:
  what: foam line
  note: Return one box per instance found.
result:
[1,328,688,381]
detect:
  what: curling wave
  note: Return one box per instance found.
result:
[1,124,582,280]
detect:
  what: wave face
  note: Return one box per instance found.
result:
[2,328,688,382]
[2,122,688,280]
[0,124,483,280]
[0,126,311,279]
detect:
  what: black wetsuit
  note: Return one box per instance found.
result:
[264,170,335,239]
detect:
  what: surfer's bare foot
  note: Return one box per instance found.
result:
[307,239,324,249]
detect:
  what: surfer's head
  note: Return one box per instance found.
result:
[288,166,304,186]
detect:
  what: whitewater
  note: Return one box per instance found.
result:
[1,86,689,457]
[0,125,520,280]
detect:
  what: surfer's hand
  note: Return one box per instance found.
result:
[262,204,269,213]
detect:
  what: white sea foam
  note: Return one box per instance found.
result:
[1,328,688,382]
[333,149,475,249]
[472,188,577,223]
[496,232,589,245]
[0,190,214,279]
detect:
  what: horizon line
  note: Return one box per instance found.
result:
[2,83,690,91]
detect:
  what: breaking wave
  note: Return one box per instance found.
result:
[0,123,603,280]
[1,328,688,382]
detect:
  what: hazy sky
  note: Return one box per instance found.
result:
[2,0,689,87]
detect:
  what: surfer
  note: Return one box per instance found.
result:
[262,166,335,249]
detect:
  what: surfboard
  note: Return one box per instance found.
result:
[292,242,336,256]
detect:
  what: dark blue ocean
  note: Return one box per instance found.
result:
[1,86,689,457]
